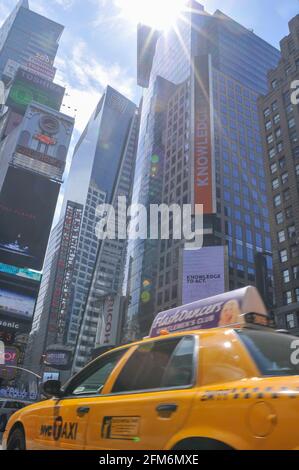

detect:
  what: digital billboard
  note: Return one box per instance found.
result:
[12,103,74,181]
[6,68,65,114]
[0,167,60,270]
[0,285,35,321]
[0,346,19,381]
[193,55,216,215]
[182,246,227,305]
[43,348,73,371]
[48,201,83,341]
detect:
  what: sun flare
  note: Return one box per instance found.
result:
[115,0,187,31]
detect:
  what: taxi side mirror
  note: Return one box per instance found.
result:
[42,380,63,398]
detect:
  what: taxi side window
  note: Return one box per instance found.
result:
[65,349,127,396]
[112,336,195,394]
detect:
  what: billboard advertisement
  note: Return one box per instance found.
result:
[48,201,83,342]
[12,102,74,181]
[150,286,268,337]
[96,295,122,347]
[3,56,56,82]
[0,284,36,321]
[0,167,60,270]
[0,267,40,332]
[0,346,19,380]
[182,246,226,305]
[193,54,216,215]
[6,68,65,114]
[43,348,73,371]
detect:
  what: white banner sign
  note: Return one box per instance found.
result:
[183,246,226,304]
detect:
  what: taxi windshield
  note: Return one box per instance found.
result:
[237,329,299,377]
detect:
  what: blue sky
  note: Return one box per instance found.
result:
[0,0,298,139]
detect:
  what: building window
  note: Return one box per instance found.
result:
[272,101,278,111]
[288,225,296,239]
[273,114,280,125]
[265,120,272,131]
[272,178,279,190]
[273,194,281,207]
[283,269,290,284]
[269,147,276,159]
[271,79,278,89]
[267,134,274,145]
[280,249,288,263]
[279,157,286,169]
[286,206,293,219]
[293,266,299,281]
[278,230,286,243]
[286,312,295,327]
[281,172,289,185]
[295,289,299,303]
[264,108,270,118]
[270,163,277,174]
[291,245,299,259]
[289,126,298,141]
[288,117,296,129]
[283,189,291,202]
[277,142,283,153]
[276,212,284,224]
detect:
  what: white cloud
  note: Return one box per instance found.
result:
[54,40,135,134]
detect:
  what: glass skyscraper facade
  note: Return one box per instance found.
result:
[126,0,280,338]
[0,0,62,81]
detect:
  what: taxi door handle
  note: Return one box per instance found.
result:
[77,407,90,416]
[156,404,178,414]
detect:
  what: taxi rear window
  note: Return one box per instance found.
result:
[237,329,299,376]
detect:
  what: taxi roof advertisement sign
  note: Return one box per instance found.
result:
[150,286,267,337]
[182,246,227,305]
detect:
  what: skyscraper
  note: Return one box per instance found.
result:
[0,0,73,400]
[258,15,299,334]
[125,0,280,338]
[0,0,62,82]
[26,86,139,377]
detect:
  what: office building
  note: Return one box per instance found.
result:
[26,86,139,376]
[258,15,299,334]
[125,0,280,338]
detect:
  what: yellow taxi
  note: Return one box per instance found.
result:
[3,286,299,450]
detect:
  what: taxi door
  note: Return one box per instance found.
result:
[27,397,90,450]
[31,348,131,450]
[84,336,198,450]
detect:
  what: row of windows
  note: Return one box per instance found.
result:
[282,265,299,284]
[279,245,299,263]
[283,288,299,306]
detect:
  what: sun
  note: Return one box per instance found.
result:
[115,0,187,31]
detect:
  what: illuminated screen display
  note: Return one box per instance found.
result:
[6,68,65,114]
[44,350,73,370]
[0,167,60,270]
[0,285,36,321]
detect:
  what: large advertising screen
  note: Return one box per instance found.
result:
[12,103,74,181]
[0,167,60,270]
[193,55,216,215]
[6,68,65,114]
[182,246,226,305]
[0,285,36,321]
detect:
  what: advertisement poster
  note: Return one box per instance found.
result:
[0,167,60,270]
[150,286,267,337]
[182,246,226,305]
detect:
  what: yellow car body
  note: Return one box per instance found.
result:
[3,325,299,450]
